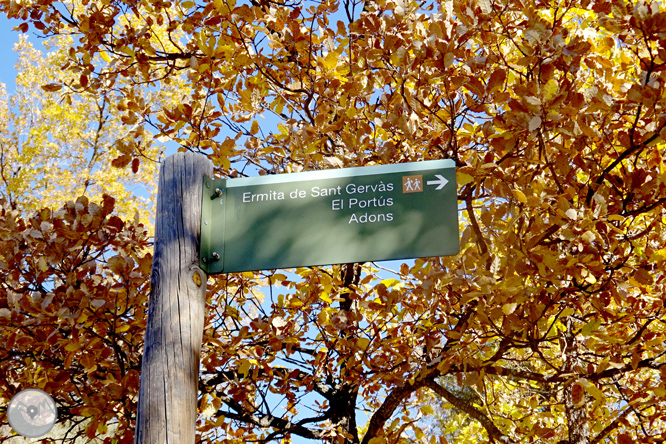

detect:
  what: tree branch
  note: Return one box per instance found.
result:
[425,379,516,444]
[217,401,326,440]
[588,353,666,382]
[464,190,491,269]
[360,378,431,444]
[589,407,632,444]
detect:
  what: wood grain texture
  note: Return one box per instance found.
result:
[135,152,213,444]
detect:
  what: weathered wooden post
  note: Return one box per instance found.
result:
[135,152,213,444]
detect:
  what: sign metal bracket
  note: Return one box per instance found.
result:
[200,176,227,274]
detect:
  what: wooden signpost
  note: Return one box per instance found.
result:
[134,152,212,444]
[135,152,458,443]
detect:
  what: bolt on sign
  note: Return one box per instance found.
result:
[199,159,459,274]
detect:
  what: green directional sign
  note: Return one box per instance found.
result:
[199,159,459,274]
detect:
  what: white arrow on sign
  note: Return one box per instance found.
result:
[426,174,449,190]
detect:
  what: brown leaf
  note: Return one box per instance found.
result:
[617,433,633,444]
[101,194,116,216]
[487,68,506,93]
[111,154,132,169]
[571,382,586,407]
[13,22,29,33]
[41,83,63,92]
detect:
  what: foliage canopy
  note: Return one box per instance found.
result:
[0,34,185,222]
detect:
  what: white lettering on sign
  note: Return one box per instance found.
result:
[311,186,342,197]
[345,182,394,194]
[348,197,393,209]
[242,181,398,205]
[243,191,286,202]
[240,179,402,226]
[289,189,307,199]
[348,213,394,224]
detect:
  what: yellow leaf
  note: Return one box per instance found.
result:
[649,249,666,263]
[227,306,240,319]
[380,278,401,287]
[653,386,666,398]
[457,172,474,186]
[356,337,370,350]
[238,359,251,376]
[120,46,135,58]
[80,407,99,417]
[543,78,558,101]
[115,324,130,333]
[561,307,575,317]
[318,310,330,325]
[289,298,304,308]
[477,0,491,13]
[323,52,339,71]
[213,0,227,13]
[580,319,601,336]
[319,292,332,304]
[251,120,260,135]
[99,51,111,63]
[488,69,506,92]
[578,378,604,402]
[513,189,527,204]
[346,107,357,118]
[38,257,48,272]
[201,394,217,417]
[584,274,597,284]
[502,302,517,315]
[217,93,226,109]
[420,405,434,415]
[581,230,596,243]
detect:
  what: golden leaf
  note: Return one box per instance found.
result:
[502,302,517,315]
[513,189,527,204]
[251,120,260,135]
[457,172,474,186]
[322,52,339,71]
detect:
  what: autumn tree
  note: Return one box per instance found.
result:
[0,194,152,443]
[0,30,177,443]
[0,32,191,222]
[1,0,666,443]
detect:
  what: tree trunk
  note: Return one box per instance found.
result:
[335,263,362,444]
[135,152,213,444]
[563,318,590,444]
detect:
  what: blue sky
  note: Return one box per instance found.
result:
[0,16,26,93]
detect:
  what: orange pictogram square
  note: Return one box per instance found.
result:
[402,175,423,193]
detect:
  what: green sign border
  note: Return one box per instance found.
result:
[200,160,458,274]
